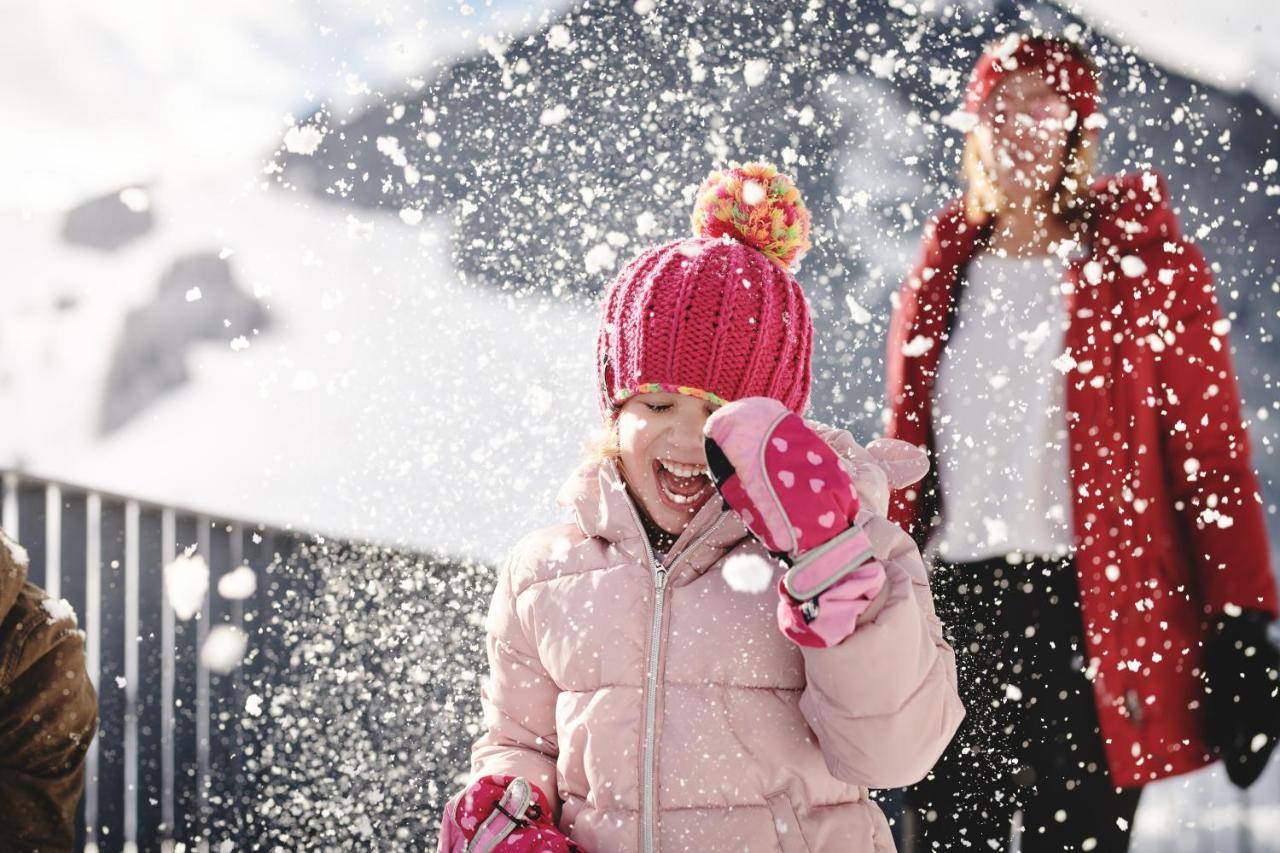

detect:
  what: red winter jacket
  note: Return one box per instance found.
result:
[886,171,1278,787]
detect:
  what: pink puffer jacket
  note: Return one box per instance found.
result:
[469,426,963,852]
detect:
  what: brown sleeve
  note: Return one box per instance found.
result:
[0,624,98,852]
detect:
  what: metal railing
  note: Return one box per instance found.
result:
[2,471,298,852]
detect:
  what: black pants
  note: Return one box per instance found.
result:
[903,555,1142,852]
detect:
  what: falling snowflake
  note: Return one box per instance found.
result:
[721,553,776,594]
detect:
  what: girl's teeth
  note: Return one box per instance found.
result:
[660,481,708,505]
[656,459,711,507]
[660,460,709,478]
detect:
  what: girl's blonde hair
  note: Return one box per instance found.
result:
[586,420,621,462]
[961,37,1099,229]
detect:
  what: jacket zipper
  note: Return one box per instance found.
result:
[641,558,667,853]
[629,496,729,853]
[617,492,662,853]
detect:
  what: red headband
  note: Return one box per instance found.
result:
[964,36,1099,120]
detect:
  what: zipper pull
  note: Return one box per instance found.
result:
[655,566,667,590]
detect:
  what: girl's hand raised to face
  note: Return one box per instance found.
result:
[703,397,886,648]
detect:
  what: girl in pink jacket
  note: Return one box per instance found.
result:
[439,163,964,852]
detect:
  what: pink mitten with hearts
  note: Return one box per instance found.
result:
[704,397,885,648]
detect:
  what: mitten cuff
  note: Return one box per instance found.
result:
[782,523,877,601]
[775,561,886,649]
[469,776,535,852]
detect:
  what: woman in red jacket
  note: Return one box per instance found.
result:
[887,34,1279,851]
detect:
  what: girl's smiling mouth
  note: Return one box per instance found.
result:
[651,458,713,511]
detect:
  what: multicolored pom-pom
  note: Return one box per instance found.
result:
[690,162,812,269]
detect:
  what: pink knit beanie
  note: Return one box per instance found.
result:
[597,162,815,420]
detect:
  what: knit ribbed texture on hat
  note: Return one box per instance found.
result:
[597,236,813,418]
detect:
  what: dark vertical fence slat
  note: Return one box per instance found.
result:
[214,525,247,840]
[97,501,126,853]
[83,494,102,851]
[59,492,90,852]
[237,527,276,840]
[136,508,165,848]
[205,522,233,845]
[172,514,200,847]
[45,486,62,601]
[123,502,139,850]
[59,494,89,628]
[192,519,214,848]
[160,510,177,845]
[1,473,17,537]
[17,482,45,589]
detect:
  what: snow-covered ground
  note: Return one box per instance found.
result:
[1132,762,1280,852]
[2,179,596,562]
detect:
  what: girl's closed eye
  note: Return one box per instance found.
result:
[644,403,672,413]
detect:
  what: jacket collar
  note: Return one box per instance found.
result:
[557,457,750,585]
[1088,170,1181,252]
[908,171,1180,341]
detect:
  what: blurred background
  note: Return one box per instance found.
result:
[2,0,1278,849]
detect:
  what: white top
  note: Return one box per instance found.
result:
[932,252,1076,562]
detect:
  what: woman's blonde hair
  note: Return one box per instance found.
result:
[962,37,1099,229]
[962,127,1096,227]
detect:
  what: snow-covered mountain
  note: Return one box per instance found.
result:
[1,0,595,563]
[2,182,596,560]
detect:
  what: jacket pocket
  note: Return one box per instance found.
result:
[765,791,810,853]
